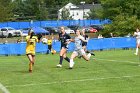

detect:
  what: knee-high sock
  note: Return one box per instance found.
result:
[70,59,74,68]
[29,62,33,71]
[59,56,63,65]
[70,59,73,63]
[64,57,70,62]
[136,47,139,54]
[87,53,91,60]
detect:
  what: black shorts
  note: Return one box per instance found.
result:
[82,42,87,46]
[61,44,68,49]
[48,45,52,50]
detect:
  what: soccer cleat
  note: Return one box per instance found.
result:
[86,51,90,53]
[90,52,95,56]
[69,61,74,69]
[29,69,32,73]
[86,51,95,56]
[134,53,138,55]
[56,64,62,68]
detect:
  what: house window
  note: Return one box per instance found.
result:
[72,14,74,16]
[84,12,86,15]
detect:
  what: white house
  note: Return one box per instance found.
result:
[58,2,100,20]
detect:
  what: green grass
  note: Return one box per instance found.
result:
[0,49,140,93]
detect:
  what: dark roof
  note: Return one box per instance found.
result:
[71,4,101,10]
[77,4,93,9]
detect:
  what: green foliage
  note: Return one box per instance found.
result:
[101,16,140,37]
[61,8,72,20]
[0,0,13,22]
[12,0,48,21]
[96,0,140,37]
[0,0,96,21]
[88,5,103,19]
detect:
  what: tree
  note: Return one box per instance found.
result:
[61,7,72,20]
[95,0,140,37]
[1,0,99,21]
[12,0,48,21]
[88,4,103,19]
[0,0,13,22]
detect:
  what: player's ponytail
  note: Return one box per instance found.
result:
[36,33,42,41]
[30,32,35,39]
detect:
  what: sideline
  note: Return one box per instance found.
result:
[0,83,10,93]
[94,58,138,64]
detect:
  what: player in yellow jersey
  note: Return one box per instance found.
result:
[26,29,38,73]
[47,36,53,54]
[47,38,52,53]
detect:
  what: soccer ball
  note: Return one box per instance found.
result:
[51,50,56,54]
[42,38,48,44]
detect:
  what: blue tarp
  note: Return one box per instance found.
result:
[32,27,49,34]
[0,37,136,55]
[0,19,110,29]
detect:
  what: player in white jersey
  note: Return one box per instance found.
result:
[134,28,140,55]
[69,29,94,68]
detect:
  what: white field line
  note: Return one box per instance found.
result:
[94,58,138,64]
[0,83,10,93]
[5,75,140,88]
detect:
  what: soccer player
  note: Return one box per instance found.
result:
[56,26,71,67]
[26,29,38,73]
[78,29,95,59]
[47,36,53,54]
[134,28,140,55]
[69,29,94,68]
[81,29,89,52]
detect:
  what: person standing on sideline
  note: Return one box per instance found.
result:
[47,36,53,54]
[98,34,103,39]
[26,29,38,73]
[56,26,71,68]
[69,29,94,69]
[134,28,140,55]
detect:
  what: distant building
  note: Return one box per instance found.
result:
[58,2,101,20]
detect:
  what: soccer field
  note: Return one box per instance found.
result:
[0,49,140,93]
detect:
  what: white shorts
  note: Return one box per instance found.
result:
[137,39,140,44]
[73,49,86,56]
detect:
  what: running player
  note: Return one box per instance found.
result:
[134,28,140,55]
[81,29,89,52]
[26,29,38,72]
[78,29,95,58]
[56,26,71,67]
[69,29,94,68]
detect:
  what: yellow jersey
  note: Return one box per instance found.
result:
[26,35,38,55]
[47,39,52,45]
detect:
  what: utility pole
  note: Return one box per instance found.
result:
[80,1,85,26]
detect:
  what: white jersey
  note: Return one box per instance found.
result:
[73,35,86,56]
[74,36,83,50]
[74,35,88,50]
[134,32,140,40]
[134,32,140,44]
